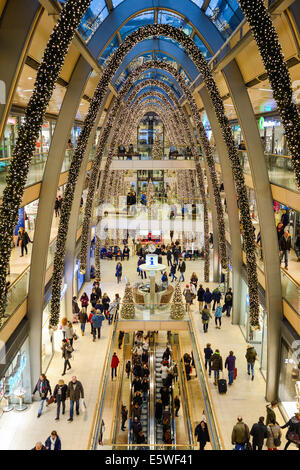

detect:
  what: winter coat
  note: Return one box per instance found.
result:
[170,264,177,275]
[62,343,73,360]
[66,380,84,401]
[281,416,300,440]
[53,384,67,401]
[245,346,257,364]
[201,308,212,324]
[91,312,105,329]
[215,306,222,318]
[33,379,51,398]
[45,435,61,451]
[212,289,222,302]
[225,355,236,371]
[210,353,223,371]
[279,234,291,251]
[116,264,122,277]
[80,295,89,307]
[266,405,277,425]
[250,422,268,446]
[183,288,193,304]
[204,347,213,360]
[63,324,74,340]
[197,287,205,301]
[195,423,210,444]
[132,379,142,392]
[231,422,250,445]
[90,292,99,306]
[102,296,110,310]
[141,380,149,392]
[132,406,141,419]
[203,291,213,304]
[179,261,186,273]
[224,291,233,306]
[161,365,169,380]
[79,311,88,323]
[72,299,80,314]
[136,433,146,444]
[131,420,142,434]
[111,355,120,369]
[266,424,281,448]
[121,407,128,421]
[155,402,163,420]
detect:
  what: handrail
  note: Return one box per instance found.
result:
[188,314,225,450]
[149,332,155,449]
[87,307,119,449]
[110,338,126,445]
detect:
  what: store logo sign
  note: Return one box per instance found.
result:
[0,80,5,105]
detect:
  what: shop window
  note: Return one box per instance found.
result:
[279,338,300,418]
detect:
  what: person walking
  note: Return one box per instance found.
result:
[53,379,67,420]
[72,296,80,323]
[197,284,205,312]
[212,286,222,311]
[250,416,268,451]
[80,292,89,313]
[121,405,128,431]
[111,352,120,380]
[172,362,178,382]
[108,300,117,325]
[178,259,186,282]
[266,401,279,425]
[210,349,223,385]
[281,412,300,450]
[231,416,250,450]
[155,400,163,424]
[174,396,180,417]
[201,305,212,333]
[183,284,193,312]
[245,344,257,381]
[170,262,177,282]
[115,262,123,284]
[118,331,125,349]
[102,293,110,319]
[45,431,61,450]
[32,374,52,418]
[203,288,213,311]
[266,418,282,450]
[88,307,96,334]
[90,288,99,309]
[18,227,32,257]
[224,288,233,317]
[54,197,61,217]
[190,272,198,290]
[61,339,73,376]
[225,351,236,386]
[204,344,213,377]
[63,321,74,347]
[66,376,84,422]
[166,249,172,267]
[91,309,105,341]
[125,360,131,379]
[195,421,210,450]
[279,230,292,270]
[79,308,88,336]
[214,304,223,329]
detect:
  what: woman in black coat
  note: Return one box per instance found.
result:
[195,421,210,450]
[155,399,163,423]
[53,379,68,420]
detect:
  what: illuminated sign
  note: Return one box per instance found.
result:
[259,116,281,130]
[8,353,27,395]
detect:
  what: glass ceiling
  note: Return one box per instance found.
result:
[131,72,183,99]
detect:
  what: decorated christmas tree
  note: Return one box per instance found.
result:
[151,132,164,160]
[120,282,135,319]
[147,178,156,218]
[170,282,185,320]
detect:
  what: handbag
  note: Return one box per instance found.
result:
[287,431,300,444]
[270,426,281,447]
[73,333,78,341]
[244,441,252,451]
[47,395,55,405]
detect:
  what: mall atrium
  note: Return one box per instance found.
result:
[0,0,299,452]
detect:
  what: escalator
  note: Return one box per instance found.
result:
[154,346,164,444]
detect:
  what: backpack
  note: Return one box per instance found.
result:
[202,311,209,321]
[225,293,232,303]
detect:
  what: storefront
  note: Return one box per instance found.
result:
[279,320,300,419]
[258,116,288,155]
[0,116,19,159]
[274,200,300,246]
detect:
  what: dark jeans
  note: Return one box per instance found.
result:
[70,399,80,419]
[212,300,219,311]
[215,317,221,327]
[199,442,206,450]
[167,258,172,266]
[21,244,28,256]
[203,323,208,332]
[121,418,127,430]
[141,271,147,279]
[93,327,101,339]
[175,406,180,417]
[56,396,65,418]
[80,323,86,333]
[225,305,232,317]
[252,442,262,451]
[205,358,212,376]
[112,367,117,379]
[63,358,71,374]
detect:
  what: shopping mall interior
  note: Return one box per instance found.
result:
[0,0,299,453]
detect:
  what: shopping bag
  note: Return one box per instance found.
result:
[81,398,87,412]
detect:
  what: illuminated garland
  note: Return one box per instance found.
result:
[51,24,258,327]
[239,0,300,189]
[0,0,92,321]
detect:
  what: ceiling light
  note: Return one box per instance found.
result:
[23,89,33,92]
[258,88,273,92]
[28,77,33,80]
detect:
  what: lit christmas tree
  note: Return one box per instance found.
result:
[147,178,156,218]
[152,132,164,160]
[120,282,135,319]
[170,282,185,319]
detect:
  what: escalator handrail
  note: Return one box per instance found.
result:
[169,358,176,446]
[111,336,127,446]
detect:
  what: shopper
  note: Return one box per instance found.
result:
[266,418,282,450]
[115,262,123,284]
[155,400,163,423]
[90,288,99,308]
[174,396,180,417]
[178,259,186,282]
[108,300,117,325]
[123,245,130,260]
[125,360,131,379]
[266,401,279,425]
[231,417,250,450]
[45,431,61,450]
[190,272,198,290]
[195,421,210,450]
[31,442,46,450]
[91,309,105,341]
[224,288,233,317]
[183,284,193,312]
[281,412,300,450]
[166,249,172,267]
[66,376,84,422]
[245,344,257,381]
[80,292,89,313]
[214,304,223,329]
[102,293,110,318]
[203,288,213,311]
[197,284,205,311]
[111,352,120,380]
[53,379,67,420]
[201,305,212,333]
[18,227,32,257]
[212,286,222,311]
[93,281,102,299]
[32,374,52,418]
[78,308,88,336]
[170,262,177,282]
[61,339,73,376]
[250,416,268,451]
[121,405,128,431]
[141,377,149,401]
[64,321,74,347]
[131,417,142,439]
[204,344,213,377]
[88,308,96,335]
[72,296,80,322]
[224,351,236,386]
[172,362,178,382]
[118,331,125,349]
[279,230,291,270]
[160,386,170,407]
[210,349,223,386]
[161,271,168,288]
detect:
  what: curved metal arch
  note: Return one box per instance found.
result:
[111,38,199,84]
[88,0,224,59]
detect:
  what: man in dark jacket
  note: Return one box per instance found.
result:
[91,310,105,341]
[166,249,172,266]
[131,417,142,439]
[204,344,213,377]
[224,351,236,386]
[250,416,268,450]
[121,405,128,431]
[79,309,88,336]
[197,285,205,311]
[53,379,67,420]
[32,374,52,418]
[224,288,233,317]
[67,376,84,422]
[178,259,186,282]
[279,230,291,269]
[232,417,250,450]
[245,345,257,381]
[212,287,222,311]
[160,386,170,407]
[209,350,223,385]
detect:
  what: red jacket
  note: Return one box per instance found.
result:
[111,355,120,368]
